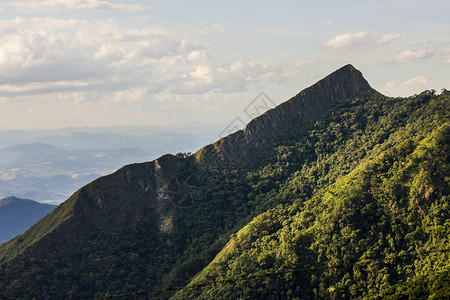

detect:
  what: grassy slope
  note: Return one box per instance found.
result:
[0,194,75,262]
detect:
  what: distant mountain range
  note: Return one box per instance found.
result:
[0,125,222,150]
[0,127,222,204]
[0,197,55,244]
[0,65,448,299]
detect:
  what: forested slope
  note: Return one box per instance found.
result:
[176,91,450,299]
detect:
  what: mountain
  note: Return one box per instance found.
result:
[0,143,68,164]
[0,197,56,244]
[0,65,448,299]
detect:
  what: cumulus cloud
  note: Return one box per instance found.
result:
[383,76,428,96]
[382,75,442,96]
[0,18,129,83]
[395,50,432,63]
[0,18,279,100]
[0,17,294,130]
[171,55,278,95]
[376,33,401,44]
[325,32,402,49]
[8,0,147,12]
[324,32,368,48]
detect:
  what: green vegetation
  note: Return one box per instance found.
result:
[0,66,448,299]
[176,117,449,299]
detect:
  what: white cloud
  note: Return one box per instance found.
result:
[8,0,147,12]
[171,56,276,95]
[383,76,428,96]
[325,32,368,48]
[395,50,432,63]
[325,32,402,50]
[381,75,450,97]
[404,76,429,85]
[188,50,216,64]
[376,33,401,45]
[0,18,128,82]
[0,18,280,100]
[192,24,226,35]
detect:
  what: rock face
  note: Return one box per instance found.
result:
[0,197,55,244]
[196,64,374,166]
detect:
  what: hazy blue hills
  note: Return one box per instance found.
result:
[0,143,68,159]
[0,125,222,151]
[0,197,55,244]
[34,131,209,151]
[0,127,222,204]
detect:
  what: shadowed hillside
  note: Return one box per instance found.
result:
[0,197,55,244]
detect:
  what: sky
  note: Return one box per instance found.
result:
[0,0,449,130]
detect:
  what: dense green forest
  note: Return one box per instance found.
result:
[176,93,450,299]
[0,66,448,299]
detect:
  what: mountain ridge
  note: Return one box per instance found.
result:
[0,65,448,299]
[0,65,374,261]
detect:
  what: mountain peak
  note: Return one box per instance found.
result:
[0,196,31,207]
[196,65,375,166]
[327,64,362,81]
[327,64,362,77]
[311,64,372,99]
[333,63,359,74]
